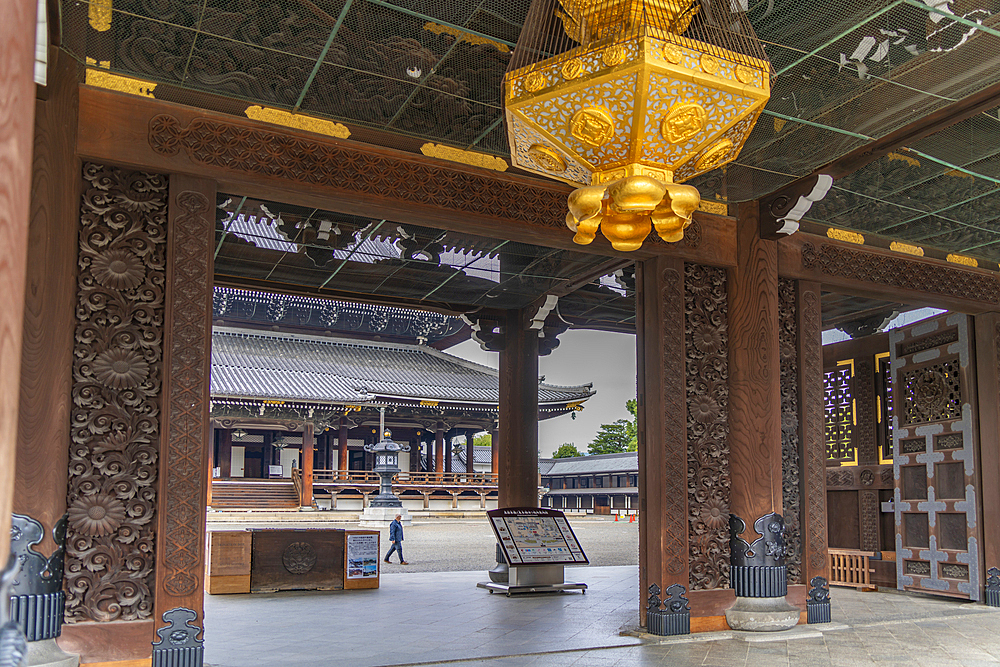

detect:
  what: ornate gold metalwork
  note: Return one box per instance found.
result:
[420,143,509,172]
[89,0,112,31]
[570,107,616,147]
[695,138,733,170]
[245,106,351,139]
[422,22,510,53]
[697,200,727,215]
[505,1,769,250]
[661,103,707,143]
[889,241,924,257]
[562,58,585,79]
[527,145,567,172]
[85,60,156,97]
[699,53,720,74]
[947,253,978,267]
[826,228,865,245]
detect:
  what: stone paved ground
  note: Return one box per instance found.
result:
[377,517,639,572]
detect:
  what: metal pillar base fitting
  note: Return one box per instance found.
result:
[645,583,690,636]
[151,608,204,667]
[488,542,508,583]
[806,576,831,624]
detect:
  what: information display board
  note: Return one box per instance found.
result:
[487,507,589,565]
[346,533,379,579]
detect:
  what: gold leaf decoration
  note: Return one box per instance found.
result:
[889,241,924,256]
[422,22,510,53]
[85,62,156,98]
[419,144,509,172]
[826,228,865,244]
[244,106,351,139]
[947,253,978,267]
[89,0,112,31]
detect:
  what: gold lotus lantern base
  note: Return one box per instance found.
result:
[504,0,771,251]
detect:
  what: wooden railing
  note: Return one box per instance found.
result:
[291,467,303,505]
[311,469,498,487]
[829,549,876,590]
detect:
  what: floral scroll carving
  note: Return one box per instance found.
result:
[684,263,730,590]
[801,288,829,575]
[148,115,568,230]
[66,164,167,622]
[778,279,801,585]
[661,266,687,576]
[160,190,212,599]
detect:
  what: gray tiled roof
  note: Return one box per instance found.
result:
[538,452,638,475]
[211,327,595,406]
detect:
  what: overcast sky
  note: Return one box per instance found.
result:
[450,329,637,458]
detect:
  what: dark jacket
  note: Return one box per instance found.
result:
[389,519,403,543]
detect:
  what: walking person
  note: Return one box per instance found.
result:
[384,514,408,564]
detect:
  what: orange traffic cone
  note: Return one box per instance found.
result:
[629,514,635,523]
[614,514,619,521]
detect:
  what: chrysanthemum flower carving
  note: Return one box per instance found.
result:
[91,249,146,290]
[68,494,126,537]
[92,348,150,389]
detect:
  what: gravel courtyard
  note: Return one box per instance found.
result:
[376,516,639,573]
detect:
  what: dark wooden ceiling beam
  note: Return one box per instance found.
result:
[76,85,736,268]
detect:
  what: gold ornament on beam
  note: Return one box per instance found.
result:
[504,0,771,250]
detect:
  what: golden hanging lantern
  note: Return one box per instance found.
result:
[504,0,770,250]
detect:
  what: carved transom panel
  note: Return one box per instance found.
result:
[65,164,167,622]
[900,360,962,426]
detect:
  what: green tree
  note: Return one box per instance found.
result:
[553,443,583,458]
[473,432,491,448]
[588,399,638,455]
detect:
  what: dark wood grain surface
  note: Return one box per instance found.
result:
[728,202,782,537]
[498,308,539,508]
[14,53,78,553]
[0,0,37,559]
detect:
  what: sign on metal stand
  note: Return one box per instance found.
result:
[478,508,589,596]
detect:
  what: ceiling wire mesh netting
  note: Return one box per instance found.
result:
[807,104,1000,263]
[213,195,632,310]
[66,0,1000,203]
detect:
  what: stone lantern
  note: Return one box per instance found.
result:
[359,431,412,527]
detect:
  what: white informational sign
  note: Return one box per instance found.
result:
[487,508,589,565]
[346,533,379,579]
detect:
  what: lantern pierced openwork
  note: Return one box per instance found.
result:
[505,0,771,250]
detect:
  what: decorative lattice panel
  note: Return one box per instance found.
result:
[824,366,854,462]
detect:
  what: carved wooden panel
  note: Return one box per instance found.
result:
[859,489,880,552]
[685,263,730,590]
[778,279,801,584]
[900,359,963,426]
[855,359,877,465]
[155,178,214,620]
[661,265,687,577]
[65,164,167,622]
[801,242,1000,305]
[148,114,568,231]
[799,284,829,580]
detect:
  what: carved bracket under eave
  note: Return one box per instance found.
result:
[759,174,833,240]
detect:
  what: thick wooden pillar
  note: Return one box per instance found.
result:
[975,312,1000,576]
[490,427,499,478]
[498,308,539,508]
[219,429,233,478]
[445,430,453,473]
[635,256,688,622]
[727,201,786,599]
[152,173,216,646]
[14,52,78,555]
[301,423,314,507]
[435,422,444,474]
[797,281,829,584]
[0,0,37,563]
[338,418,348,472]
[466,430,475,474]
